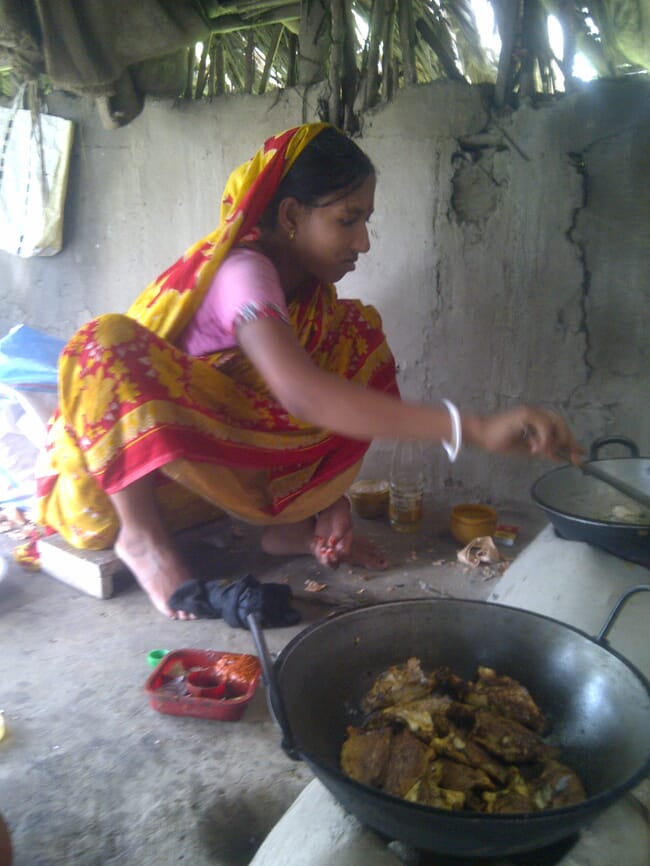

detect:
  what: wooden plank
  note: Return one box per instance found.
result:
[37,535,124,600]
[36,519,233,600]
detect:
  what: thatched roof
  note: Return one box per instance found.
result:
[1,0,648,129]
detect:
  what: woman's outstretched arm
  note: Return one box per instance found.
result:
[237,317,581,463]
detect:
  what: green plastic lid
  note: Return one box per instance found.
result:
[147,649,170,669]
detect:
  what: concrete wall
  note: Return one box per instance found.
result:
[1,80,648,507]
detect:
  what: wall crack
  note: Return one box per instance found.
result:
[565,150,594,382]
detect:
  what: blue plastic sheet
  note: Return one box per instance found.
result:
[0,324,65,392]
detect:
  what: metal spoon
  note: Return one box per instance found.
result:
[557,450,650,511]
[580,460,650,510]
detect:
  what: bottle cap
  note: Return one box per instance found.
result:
[147,649,170,668]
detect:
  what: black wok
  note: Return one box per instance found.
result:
[532,436,650,564]
[248,588,650,858]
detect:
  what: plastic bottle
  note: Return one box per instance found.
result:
[389,440,425,533]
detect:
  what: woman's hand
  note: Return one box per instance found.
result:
[467,406,583,464]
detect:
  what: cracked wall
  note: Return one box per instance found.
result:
[0,80,648,506]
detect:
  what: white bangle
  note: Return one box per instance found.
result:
[441,399,462,462]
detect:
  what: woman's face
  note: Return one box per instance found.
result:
[292,174,376,284]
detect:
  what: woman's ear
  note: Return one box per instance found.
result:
[276,197,302,239]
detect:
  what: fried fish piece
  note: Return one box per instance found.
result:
[431,725,509,784]
[362,658,433,713]
[434,757,497,796]
[466,667,549,734]
[382,728,432,798]
[529,759,587,809]
[482,768,536,813]
[380,694,452,739]
[472,707,552,763]
[408,770,466,811]
[431,666,471,700]
[341,726,393,787]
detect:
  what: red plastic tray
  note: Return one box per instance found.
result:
[144,648,262,721]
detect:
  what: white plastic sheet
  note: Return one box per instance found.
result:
[0,324,64,510]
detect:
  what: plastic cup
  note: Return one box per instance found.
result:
[450,503,498,545]
[186,669,226,699]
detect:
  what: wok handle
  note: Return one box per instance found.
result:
[596,583,650,644]
[246,612,300,760]
[590,436,640,460]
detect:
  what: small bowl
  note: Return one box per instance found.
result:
[450,503,498,545]
[349,480,389,519]
[186,669,226,700]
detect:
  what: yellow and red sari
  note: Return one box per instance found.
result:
[37,123,398,550]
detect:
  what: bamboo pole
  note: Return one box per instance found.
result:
[494,0,520,107]
[195,34,213,98]
[259,24,284,93]
[397,0,416,85]
[182,46,194,99]
[329,0,344,124]
[298,0,331,86]
[208,38,217,96]
[244,30,256,92]
[215,38,225,95]
[341,0,358,131]
[286,30,298,86]
[558,11,576,87]
[211,0,296,13]
[210,5,301,34]
[415,11,464,80]
[381,0,396,102]
[226,48,245,89]
[363,0,387,109]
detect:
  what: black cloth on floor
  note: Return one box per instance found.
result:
[168,573,301,628]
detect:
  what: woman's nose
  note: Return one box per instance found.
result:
[354,222,371,253]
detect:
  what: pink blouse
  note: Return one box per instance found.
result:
[177,247,289,356]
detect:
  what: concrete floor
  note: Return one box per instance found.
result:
[0,499,548,866]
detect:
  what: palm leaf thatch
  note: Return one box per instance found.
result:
[0,0,647,129]
[187,0,648,129]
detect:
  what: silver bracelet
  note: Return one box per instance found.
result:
[441,399,462,462]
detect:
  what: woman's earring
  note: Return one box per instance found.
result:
[289,229,296,241]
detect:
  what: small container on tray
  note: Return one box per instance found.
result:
[144,648,262,721]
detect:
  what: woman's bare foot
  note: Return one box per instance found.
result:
[115,529,195,620]
[261,518,315,557]
[110,476,196,620]
[261,497,388,570]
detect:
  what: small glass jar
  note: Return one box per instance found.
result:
[348,480,390,519]
[389,441,425,533]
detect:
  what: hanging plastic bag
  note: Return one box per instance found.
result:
[0,85,74,258]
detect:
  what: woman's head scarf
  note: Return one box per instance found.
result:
[127,123,330,341]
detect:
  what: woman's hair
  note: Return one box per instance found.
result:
[261,126,375,228]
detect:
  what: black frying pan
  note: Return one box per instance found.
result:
[532,437,650,564]
[249,588,650,857]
